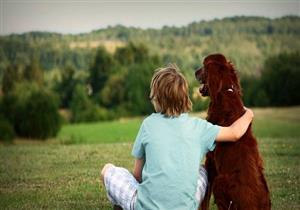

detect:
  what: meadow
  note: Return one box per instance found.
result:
[0,107,299,209]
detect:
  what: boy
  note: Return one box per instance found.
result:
[101,64,253,210]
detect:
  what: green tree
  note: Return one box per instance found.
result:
[254,89,270,107]
[88,47,114,98]
[125,61,157,115]
[100,68,128,109]
[241,76,260,106]
[2,64,20,95]
[114,42,149,65]
[5,82,61,139]
[54,64,78,108]
[0,119,15,142]
[70,84,111,122]
[0,48,8,79]
[261,52,300,106]
[24,55,43,85]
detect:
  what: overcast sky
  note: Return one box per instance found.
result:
[0,0,299,35]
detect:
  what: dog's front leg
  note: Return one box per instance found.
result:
[113,205,123,210]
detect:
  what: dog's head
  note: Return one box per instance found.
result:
[195,54,241,102]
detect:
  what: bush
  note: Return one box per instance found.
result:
[190,86,210,112]
[192,97,210,112]
[254,89,270,107]
[125,62,157,115]
[242,52,300,107]
[0,118,15,143]
[71,84,113,123]
[261,52,300,106]
[72,105,112,123]
[240,76,270,107]
[3,82,62,139]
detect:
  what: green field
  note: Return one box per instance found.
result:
[1,107,300,209]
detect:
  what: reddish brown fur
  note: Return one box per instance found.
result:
[196,54,271,210]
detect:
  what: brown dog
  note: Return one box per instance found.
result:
[195,54,271,210]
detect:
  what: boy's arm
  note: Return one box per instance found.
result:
[216,108,254,142]
[133,158,145,183]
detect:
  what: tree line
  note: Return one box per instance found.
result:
[241,52,300,107]
[1,41,299,142]
[0,16,299,79]
[0,43,162,141]
[0,15,299,141]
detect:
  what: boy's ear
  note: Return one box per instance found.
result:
[207,64,223,102]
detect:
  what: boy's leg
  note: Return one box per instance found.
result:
[100,164,138,210]
[195,165,208,203]
[101,164,123,210]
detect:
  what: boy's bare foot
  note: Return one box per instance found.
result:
[100,163,114,181]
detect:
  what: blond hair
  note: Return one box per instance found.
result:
[150,64,192,117]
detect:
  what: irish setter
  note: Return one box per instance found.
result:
[195,54,271,210]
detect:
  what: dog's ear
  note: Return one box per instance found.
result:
[227,61,242,96]
[207,63,223,102]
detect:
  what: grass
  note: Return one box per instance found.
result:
[58,118,142,144]
[0,144,133,210]
[58,107,300,144]
[1,107,300,209]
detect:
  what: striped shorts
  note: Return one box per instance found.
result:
[103,165,208,210]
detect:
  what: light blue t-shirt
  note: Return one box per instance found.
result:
[131,112,220,210]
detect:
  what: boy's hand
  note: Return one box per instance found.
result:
[244,107,254,119]
[216,107,254,142]
[133,158,145,183]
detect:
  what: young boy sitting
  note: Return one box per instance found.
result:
[100,64,254,210]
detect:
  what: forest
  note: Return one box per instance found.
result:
[0,16,299,140]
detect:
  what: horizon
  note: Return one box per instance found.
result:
[1,0,299,36]
[1,15,299,36]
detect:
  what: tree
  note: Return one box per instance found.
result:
[70,84,111,122]
[100,68,128,109]
[24,55,43,85]
[70,84,92,122]
[0,48,8,79]
[88,47,114,98]
[125,61,158,115]
[4,82,61,139]
[2,64,20,95]
[241,76,261,106]
[261,52,300,106]
[114,42,150,65]
[54,64,78,108]
[113,43,161,115]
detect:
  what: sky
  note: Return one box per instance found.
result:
[0,0,299,35]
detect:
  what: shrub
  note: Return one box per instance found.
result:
[261,52,300,106]
[125,62,157,115]
[71,84,113,123]
[242,52,300,107]
[72,104,112,123]
[0,118,15,143]
[190,87,210,112]
[240,76,269,107]
[192,97,210,112]
[3,82,62,139]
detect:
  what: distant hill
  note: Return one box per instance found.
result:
[0,16,299,79]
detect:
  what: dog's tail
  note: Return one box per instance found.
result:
[260,172,272,210]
